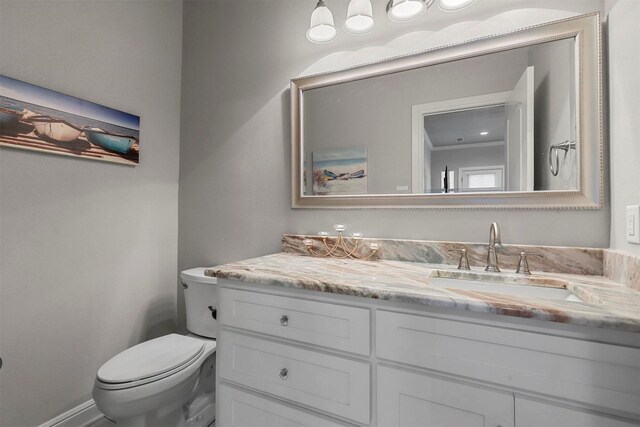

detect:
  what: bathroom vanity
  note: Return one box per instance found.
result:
[207,241,640,427]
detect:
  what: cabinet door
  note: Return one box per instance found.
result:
[378,366,514,427]
[217,384,352,427]
[515,397,639,427]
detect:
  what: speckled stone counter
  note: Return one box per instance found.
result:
[605,249,640,291]
[206,252,640,333]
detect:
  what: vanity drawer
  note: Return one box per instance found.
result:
[218,331,370,425]
[217,384,353,427]
[219,287,370,355]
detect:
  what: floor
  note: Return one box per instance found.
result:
[86,416,215,426]
[86,418,115,427]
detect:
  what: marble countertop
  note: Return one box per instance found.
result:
[205,253,640,333]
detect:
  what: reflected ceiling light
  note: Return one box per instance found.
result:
[480,131,489,135]
[438,0,476,12]
[345,0,375,34]
[307,0,338,44]
[386,0,433,23]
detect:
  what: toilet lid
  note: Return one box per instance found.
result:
[180,267,217,284]
[97,334,205,384]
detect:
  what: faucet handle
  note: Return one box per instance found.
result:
[485,246,501,273]
[457,249,471,270]
[515,251,542,275]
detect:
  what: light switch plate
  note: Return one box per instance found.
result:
[627,205,640,244]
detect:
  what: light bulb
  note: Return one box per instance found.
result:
[345,0,374,34]
[438,0,476,12]
[386,0,433,23]
[307,0,338,43]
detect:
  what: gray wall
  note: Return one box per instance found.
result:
[607,0,640,255]
[0,1,183,425]
[530,39,577,191]
[178,0,608,336]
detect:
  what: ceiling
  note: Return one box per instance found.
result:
[424,104,506,147]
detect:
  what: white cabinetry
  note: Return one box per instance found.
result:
[216,280,640,427]
[218,332,370,424]
[515,398,639,427]
[376,310,640,416]
[217,287,369,426]
[218,384,352,427]
[378,366,515,427]
[219,288,370,355]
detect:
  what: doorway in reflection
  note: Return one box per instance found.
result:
[421,65,535,194]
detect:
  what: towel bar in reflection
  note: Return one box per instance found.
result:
[549,140,576,176]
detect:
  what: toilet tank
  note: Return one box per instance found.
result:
[180,268,218,339]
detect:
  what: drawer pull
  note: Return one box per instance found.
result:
[279,368,288,380]
[280,315,289,326]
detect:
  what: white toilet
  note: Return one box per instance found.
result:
[93,268,218,427]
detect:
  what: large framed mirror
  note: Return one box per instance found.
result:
[291,13,602,209]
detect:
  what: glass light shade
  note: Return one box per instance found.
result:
[344,0,374,34]
[386,0,433,22]
[438,0,476,11]
[307,0,338,44]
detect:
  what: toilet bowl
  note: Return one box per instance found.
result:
[93,268,218,427]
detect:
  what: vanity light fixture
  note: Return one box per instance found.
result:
[438,0,476,12]
[344,0,375,34]
[307,0,338,44]
[306,0,470,43]
[303,224,379,260]
[386,0,433,23]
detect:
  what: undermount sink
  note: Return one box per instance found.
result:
[430,277,583,302]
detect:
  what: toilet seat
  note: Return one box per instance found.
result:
[96,334,205,390]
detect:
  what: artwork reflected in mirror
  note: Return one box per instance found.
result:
[301,38,577,196]
[312,147,368,195]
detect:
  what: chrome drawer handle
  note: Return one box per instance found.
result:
[280,315,288,326]
[279,368,288,380]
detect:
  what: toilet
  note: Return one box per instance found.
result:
[93,268,218,427]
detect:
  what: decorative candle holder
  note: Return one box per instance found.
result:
[303,224,379,260]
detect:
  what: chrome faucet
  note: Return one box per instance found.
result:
[485,222,501,272]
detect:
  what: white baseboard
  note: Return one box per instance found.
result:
[38,399,104,427]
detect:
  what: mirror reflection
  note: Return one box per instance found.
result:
[425,105,509,193]
[302,38,577,196]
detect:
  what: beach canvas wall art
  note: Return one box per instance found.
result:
[312,147,368,195]
[0,75,140,165]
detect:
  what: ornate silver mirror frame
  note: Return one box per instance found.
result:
[291,13,602,209]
